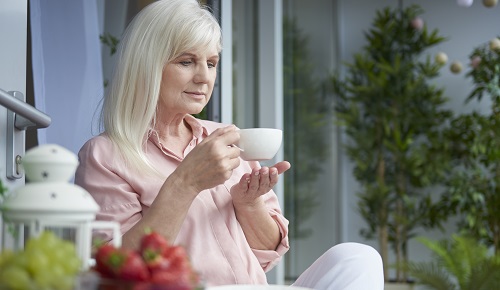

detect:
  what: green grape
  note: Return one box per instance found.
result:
[32,268,55,289]
[0,249,15,268]
[25,248,50,276]
[54,238,81,275]
[51,275,76,290]
[0,231,83,290]
[36,231,59,252]
[10,250,29,269]
[0,265,33,290]
[51,264,66,278]
[59,240,77,256]
[61,255,82,275]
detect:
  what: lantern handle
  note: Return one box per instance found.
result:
[84,221,122,270]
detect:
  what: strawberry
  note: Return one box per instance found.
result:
[150,268,193,290]
[114,249,150,281]
[139,230,170,271]
[150,268,181,285]
[94,245,150,282]
[159,245,199,288]
[163,245,187,261]
[144,254,172,272]
[140,229,169,254]
[94,244,117,278]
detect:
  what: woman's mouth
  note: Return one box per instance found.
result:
[184,91,205,100]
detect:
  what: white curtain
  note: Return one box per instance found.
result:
[30,0,104,155]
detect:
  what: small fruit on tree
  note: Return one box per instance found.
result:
[483,0,498,8]
[470,55,482,69]
[489,38,500,51]
[435,52,448,65]
[450,61,463,74]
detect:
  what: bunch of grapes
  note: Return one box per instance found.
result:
[0,230,81,290]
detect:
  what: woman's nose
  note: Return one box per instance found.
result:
[193,64,210,83]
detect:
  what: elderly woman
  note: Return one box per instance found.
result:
[75,0,383,289]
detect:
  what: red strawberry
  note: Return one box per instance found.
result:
[114,249,150,281]
[144,254,172,272]
[140,231,171,272]
[169,254,190,272]
[160,245,199,288]
[140,230,169,255]
[150,267,193,290]
[95,245,150,282]
[150,268,180,285]
[94,244,117,278]
[163,245,187,261]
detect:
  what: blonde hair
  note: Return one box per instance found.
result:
[102,0,222,176]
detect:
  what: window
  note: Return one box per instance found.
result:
[231,0,340,281]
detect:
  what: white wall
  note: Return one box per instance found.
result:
[337,0,499,270]
[0,0,28,248]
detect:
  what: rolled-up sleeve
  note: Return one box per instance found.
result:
[250,189,290,272]
[252,210,290,272]
[74,136,143,241]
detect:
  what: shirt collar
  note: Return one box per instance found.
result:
[183,114,207,140]
[147,115,208,152]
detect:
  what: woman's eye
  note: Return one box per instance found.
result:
[208,61,217,68]
[180,60,192,66]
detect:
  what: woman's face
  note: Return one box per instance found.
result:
[158,48,219,117]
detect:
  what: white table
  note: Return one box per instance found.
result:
[206,285,313,290]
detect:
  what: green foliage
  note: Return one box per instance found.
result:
[100,32,120,56]
[100,32,120,88]
[192,108,208,120]
[283,17,330,239]
[407,235,500,290]
[466,40,500,104]
[330,4,451,281]
[0,179,6,199]
[0,179,17,237]
[432,37,500,254]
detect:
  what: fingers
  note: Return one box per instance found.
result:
[206,125,240,147]
[210,124,237,137]
[273,161,291,175]
[179,125,242,192]
[244,167,275,195]
[269,167,279,185]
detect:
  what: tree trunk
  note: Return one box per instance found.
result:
[395,199,403,282]
[395,166,406,282]
[376,156,389,281]
[379,224,389,281]
[494,164,500,255]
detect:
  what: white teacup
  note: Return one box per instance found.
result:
[236,128,283,161]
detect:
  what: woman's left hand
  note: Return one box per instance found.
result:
[230,161,291,207]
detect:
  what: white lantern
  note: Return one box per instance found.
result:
[1,144,121,270]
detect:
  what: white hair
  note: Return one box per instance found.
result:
[101,0,222,176]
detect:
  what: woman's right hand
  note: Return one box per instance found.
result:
[172,125,241,194]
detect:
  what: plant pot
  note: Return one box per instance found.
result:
[384,282,414,290]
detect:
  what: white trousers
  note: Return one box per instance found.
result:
[292,243,384,290]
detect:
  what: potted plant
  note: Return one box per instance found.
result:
[431,37,500,254]
[330,3,451,285]
[407,234,500,290]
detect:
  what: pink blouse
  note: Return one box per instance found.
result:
[74,116,290,286]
